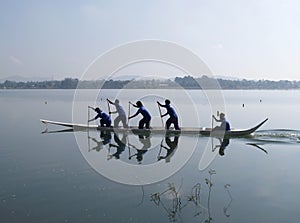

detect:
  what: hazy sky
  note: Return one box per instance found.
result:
[1,0,300,80]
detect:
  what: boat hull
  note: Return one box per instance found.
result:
[40,118,268,137]
[199,118,268,137]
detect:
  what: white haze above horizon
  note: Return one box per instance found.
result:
[1,0,300,81]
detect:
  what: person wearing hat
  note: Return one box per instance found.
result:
[88,107,112,127]
[212,113,230,131]
[128,101,151,129]
[157,99,180,130]
[107,98,128,128]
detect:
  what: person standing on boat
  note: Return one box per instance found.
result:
[88,107,112,127]
[157,99,180,130]
[128,101,151,129]
[107,99,128,128]
[212,113,230,131]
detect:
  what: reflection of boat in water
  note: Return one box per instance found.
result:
[40,118,268,137]
[41,120,270,183]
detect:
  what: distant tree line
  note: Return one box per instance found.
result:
[1,78,79,89]
[1,76,300,89]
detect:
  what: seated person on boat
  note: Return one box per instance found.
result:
[157,99,180,130]
[88,107,112,127]
[128,101,151,129]
[212,113,230,131]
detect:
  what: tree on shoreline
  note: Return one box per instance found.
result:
[1,76,300,90]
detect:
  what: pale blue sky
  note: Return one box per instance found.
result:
[1,0,300,80]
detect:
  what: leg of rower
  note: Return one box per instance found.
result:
[166,118,171,130]
[174,118,180,130]
[139,119,145,129]
[114,116,121,128]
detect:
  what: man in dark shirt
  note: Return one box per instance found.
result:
[128,101,151,129]
[157,99,180,130]
[88,107,112,127]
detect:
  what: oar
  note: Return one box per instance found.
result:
[128,102,131,127]
[128,141,132,160]
[157,138,164,160]
[88,106,91,126]
[211,110,219,130]
[107,100,111,119]
[211,111,217,150]
[87,106,91,151]
[158,104,164,128]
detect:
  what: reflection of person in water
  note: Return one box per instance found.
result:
[158,134,180,162]
[213,138,230,156]
[100,130,112,145]
[128,132,151,164]
[108,132,127,159]
[89,130,112,152]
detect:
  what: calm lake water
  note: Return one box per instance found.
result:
[1,89,300,223]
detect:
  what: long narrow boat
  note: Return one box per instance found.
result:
[199,118,268,137]
[40,118,268,137]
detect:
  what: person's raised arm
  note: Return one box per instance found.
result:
[88,106,96,111]
[128,110,139,119]
[129,101,138,108]
[212,115,220,122]
[161,112,168,118]
[88,117,96,122]
[157,101,167,107]
[107,98,114,105]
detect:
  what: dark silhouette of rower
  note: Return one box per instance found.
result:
[88,107,112,127]
[108,132,127,160]
[128,132,151,164]
[128,101,151,129]
[213,137,230,156]
[157,99,180,130]
[158,133,180,162]
[88,130,112,152]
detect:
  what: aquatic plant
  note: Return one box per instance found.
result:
[149,169,232,222]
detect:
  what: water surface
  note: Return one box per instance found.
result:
[1,89,300,223]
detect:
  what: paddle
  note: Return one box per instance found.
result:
[157,103,164,128]
[107,100,111,119]
[127,131,131,158]
[88,106,90,126]
[128,102,131,127]
[87,106,92,151]
[211,110,220,130]
[157,138,164,160]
